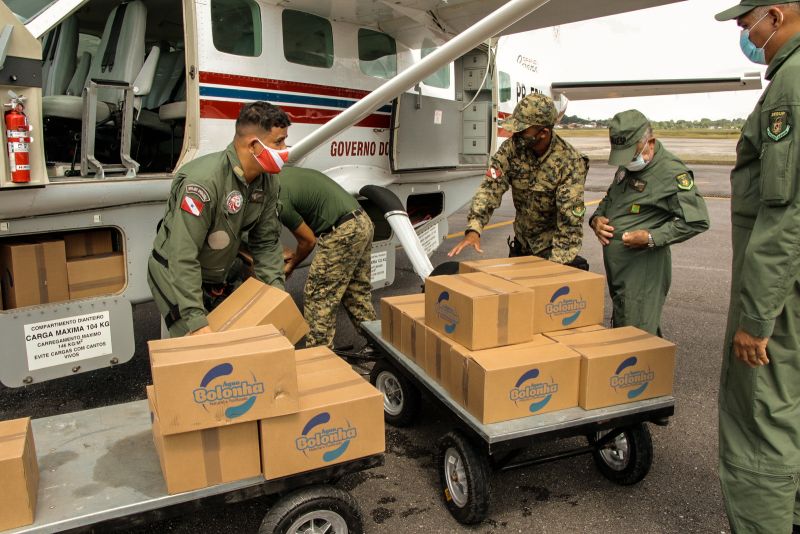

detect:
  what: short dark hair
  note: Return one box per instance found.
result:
[235,102,291,136]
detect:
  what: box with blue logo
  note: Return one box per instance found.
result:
[553,326,676,410]
[458,255,550,274]
[444,335,580,424]
[295,346,352,374]
[543,324,607,341]
[424,272,535,350]
[146,386,262,494]
[259,366,384,480]
[148,325,299,435]
[492,264,605,334]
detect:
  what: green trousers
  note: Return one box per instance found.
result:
[719,231,800,533]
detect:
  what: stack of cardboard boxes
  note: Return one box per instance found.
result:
[147,279,385,494]
[380,257,676,424]
[0,229,125,309]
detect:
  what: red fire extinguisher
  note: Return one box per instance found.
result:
[4,91,32,183]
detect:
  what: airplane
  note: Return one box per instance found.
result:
[0,0,761,388]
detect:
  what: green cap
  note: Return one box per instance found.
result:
[498,93,558,133]
[715,0,784,21]
[608,110,650,167]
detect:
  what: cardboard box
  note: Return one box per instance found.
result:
[148,325,299,435]
[379,293,425,346]
[543,324,607,341]
[67,252,126,299]
[0,417,38,531]
[459,255,551,274]
[146,386,262,494]
[493,264,605,334]
[207,277,309,344]
[554,326,676,410]
[295,346,352,374]
[399,302,425,363]
[260,362,384,479]
[64,229,114,259]
[424,326,455,383]
[0,241,69,308]
[425,273,534,350]
[445,335,580,423]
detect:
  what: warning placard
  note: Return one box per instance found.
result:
[418,224,440,256]
[371,251,388,284]
[25,311,113,371]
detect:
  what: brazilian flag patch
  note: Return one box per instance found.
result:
[572,205,586,217]
[676,172,694,191]
[767,110,791,141]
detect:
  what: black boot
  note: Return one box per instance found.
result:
[793,524,800,534]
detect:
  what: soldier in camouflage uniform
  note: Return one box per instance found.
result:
[147,102,289,337]
[449,93,590,266]
[279,167,376,348]
[589,110,709,336]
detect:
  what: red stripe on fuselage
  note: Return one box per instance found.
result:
[199,100,391,128]
[199,72,372,101]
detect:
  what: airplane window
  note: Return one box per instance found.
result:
[282,10,333,68]
[211,0,262,57]
[421,41,450,89]
[500,71,512,102]
[358,29,396,79]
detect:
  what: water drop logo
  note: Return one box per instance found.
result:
[545,286,587,326]
[296,411,358,462]
[509,368,559,413]
[193,363,265,419]
[436,291,460,334]
[609,356,655,399]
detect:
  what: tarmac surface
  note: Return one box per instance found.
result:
[566,135,738,166]
[0,160,737,533]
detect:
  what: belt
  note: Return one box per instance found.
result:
[318,208,364,237]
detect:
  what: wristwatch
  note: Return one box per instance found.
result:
[647,232,655,248]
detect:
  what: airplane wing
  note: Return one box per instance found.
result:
[550,73,763,100]
[262,0,686,47]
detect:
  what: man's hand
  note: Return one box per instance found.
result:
[448,231,483,257]
[592,216,615,246]
[282,248,295,263]
[190,326,213,336]
[283,261,295,277]
[622,230,650,248]
[733,329,769,368]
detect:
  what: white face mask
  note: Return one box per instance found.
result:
[625,140,650,172]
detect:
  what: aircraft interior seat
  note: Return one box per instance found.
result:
[158,79,186,122]
[41,16,78,97]
[136,50,185,133]
[65,52,92,96]
[43,0,148,124]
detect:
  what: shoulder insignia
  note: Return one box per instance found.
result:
[571,205,586,218]
[767,110,791,141]
[676,172,694,191]
[185,184,210,203]
[615,168,626,184]
[485,166,503,180]
[180,195,204,217]
[630,204,641,214]
[225,191,244,214]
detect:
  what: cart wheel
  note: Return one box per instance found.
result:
[259,485,363,534]
[369,360,420,427]
[436,431,490,524]
[590,423,653,485]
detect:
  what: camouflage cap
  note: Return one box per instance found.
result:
[498,93,558,133]
[715,0,786,21]
[608,110,651,167]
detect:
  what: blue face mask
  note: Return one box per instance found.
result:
[740,12,777,65]
[625,140,650,172]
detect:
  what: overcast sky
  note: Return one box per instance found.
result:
[502,0,766,121]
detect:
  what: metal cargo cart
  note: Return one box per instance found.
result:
[4,400,382,534]
[361,320,674,525]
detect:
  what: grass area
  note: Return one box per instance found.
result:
[558,128,740,140]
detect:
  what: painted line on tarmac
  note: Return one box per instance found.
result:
[445,199,602,240]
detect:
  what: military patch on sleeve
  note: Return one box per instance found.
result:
[767,110,791,141]
[631,204,641,214]
[485,166,503,180]
[676,172,694,191]
[185,184,210,203]
[571,205,586,217]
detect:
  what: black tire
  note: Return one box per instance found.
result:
[369,360,421,427]
[435,431,491,524]
[590,423,653,485]
[259,485,363,534]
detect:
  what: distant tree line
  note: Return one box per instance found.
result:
[560,114,746,130]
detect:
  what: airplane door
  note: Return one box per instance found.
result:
[389,92,461,172]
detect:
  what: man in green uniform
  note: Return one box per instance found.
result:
[148,102,289,337]
[279,167,376,348]
[715,2,800,532]
[448,93,590,267]
[589,110,709,336]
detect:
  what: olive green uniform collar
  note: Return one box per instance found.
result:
[766,33,800,80]
[224,143,251,185]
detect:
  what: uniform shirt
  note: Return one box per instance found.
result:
[278,167,361,235]
[591,141,709,248]
[729,33,800,339]
[465,133,589,264]
[151,143,284,333]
